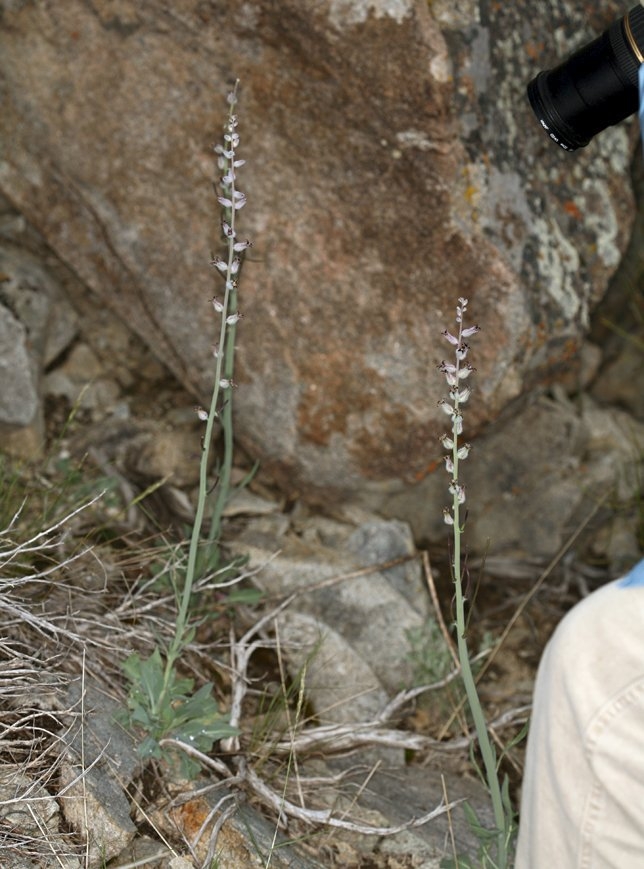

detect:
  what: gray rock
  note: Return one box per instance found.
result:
[154,784,326,869]
[231,516,432,721]
[59,680,139,864]
[155,760,495,868]
[592,336,644,421]
[0,764,81,869]
[0,0,633,498]
[43,342,121,414]
[345,518,422,609]
[276,609,391,724]
[580,396,644,500]
[0,245,79,367]
[0,304,38,427]
[377,393,644,562]
[110,836,175,868]
[0,244,79,455]
[321,760,498,867]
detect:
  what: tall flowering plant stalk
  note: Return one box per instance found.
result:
[121,84,247,775]
[203,81,251,560]
[174,80,249,677]
[438,298,512,868]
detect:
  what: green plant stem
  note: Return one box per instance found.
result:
[160,357,222,694]
[207,297,237,552]
[451,425,508,868]
[161,87,241,703]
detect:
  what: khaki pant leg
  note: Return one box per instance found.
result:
[515,580,644,868]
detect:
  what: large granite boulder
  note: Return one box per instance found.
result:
[0,0,635,497]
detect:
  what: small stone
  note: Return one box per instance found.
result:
[345,519,423,611]
[114,836,176,868]
[0,304,39,426]
[59,680,139,864]
[168,858,194,869]
[0,764,81,869]
[222,488,281,517]
[44,342,122,415]
[124,426,206,487]
[591,337,644,419]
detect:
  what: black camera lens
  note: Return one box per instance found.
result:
[527,5,644,150]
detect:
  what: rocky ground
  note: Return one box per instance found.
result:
[2,245,640,869]
[1,164,644,865]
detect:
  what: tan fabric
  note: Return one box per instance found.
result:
[515,579,644,868]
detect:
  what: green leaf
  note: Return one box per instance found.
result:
[181,625,197,646]
[165,667,194,700]
[501,775,512,815]
[121,652,143,684]
[130,702,152,728]
[462,802,499,843]
[169,683,221,730]
[174,717,238,751]
[138,735,162,760]
[224,587,264,606]
[137,648,165,707]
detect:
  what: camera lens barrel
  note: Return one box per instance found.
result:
[527,5,644,150]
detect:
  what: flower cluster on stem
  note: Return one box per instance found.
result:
[203,81,251,557]
[438,296,478,532]
[175,80,250,660]
[437,299,511,867]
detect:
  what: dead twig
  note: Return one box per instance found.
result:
[423,549,459,667]
[242,760,459,835]
[223,593,297,751]
[268,706,530,757]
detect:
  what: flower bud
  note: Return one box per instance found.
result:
[211,256,228,272]
[462,325,480,337]
[442,329,459,346]
[449,481,466,504]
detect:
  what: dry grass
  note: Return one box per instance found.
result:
[0,452,591,868]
